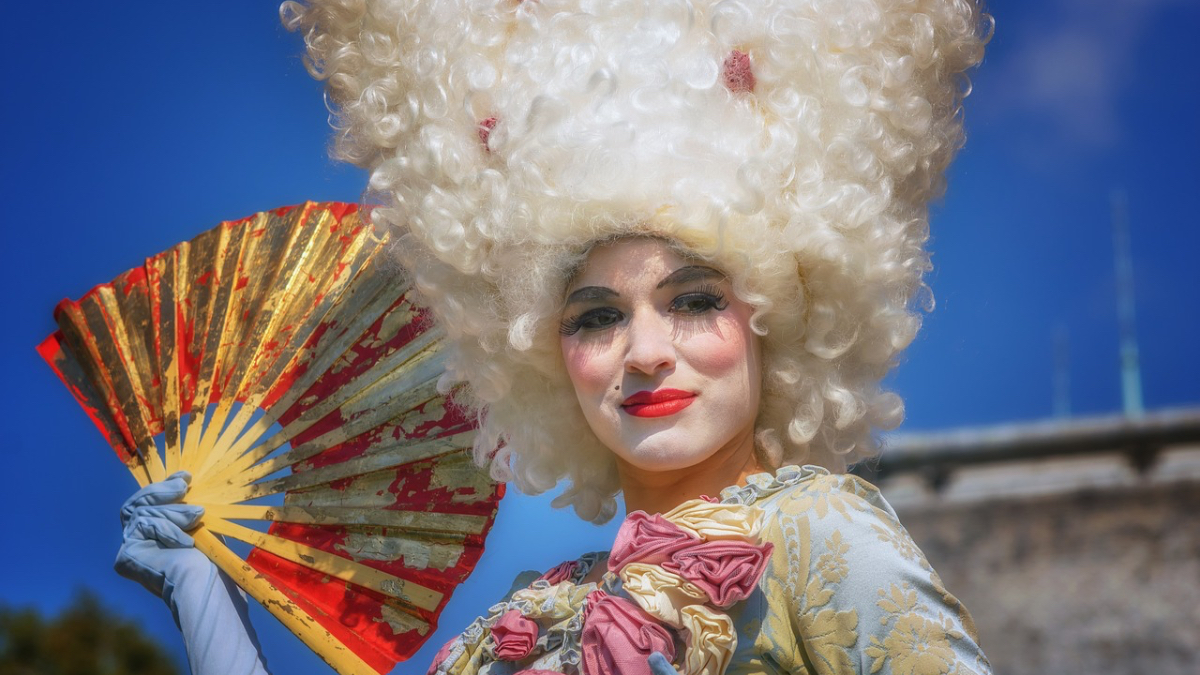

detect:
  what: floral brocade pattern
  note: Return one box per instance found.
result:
[428,466,989,675]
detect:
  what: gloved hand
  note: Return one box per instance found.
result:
[116,471,210,602]
[115,471,271,675]
[648,651,678,675]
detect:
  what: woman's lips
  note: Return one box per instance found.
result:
[621,388,696,418]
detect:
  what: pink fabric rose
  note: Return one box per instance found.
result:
[663,540,774,608]
[608,511,698,573]
[537,560,580,585]
[581,591,676,675]
[491,609,539,661]
[426,636,459,675]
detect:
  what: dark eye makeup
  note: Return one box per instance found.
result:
[669,284,728,314]
[559,285,728,337]
[559,307,623,336]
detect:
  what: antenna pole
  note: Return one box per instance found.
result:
[1053,323,1071,419]
[1111,189,1144,418]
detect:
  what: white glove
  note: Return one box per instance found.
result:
[115,471,271,675]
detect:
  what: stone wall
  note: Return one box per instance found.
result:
[893,478,1200,674]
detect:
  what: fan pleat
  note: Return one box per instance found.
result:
[206,323,444,484]
[146,251,184,472]
[39,202,503,675]
[199,504,488,535]
[200,250,405,477]
[245,547,414,674]
[204,518,443,612]
[207,217,380,463]
[38,334,149,481]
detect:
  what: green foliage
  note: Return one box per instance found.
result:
[0,591,180,675]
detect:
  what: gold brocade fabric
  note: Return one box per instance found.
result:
[429,466,990,675]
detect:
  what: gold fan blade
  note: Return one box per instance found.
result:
[43,202,503,675]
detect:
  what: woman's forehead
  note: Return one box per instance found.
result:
[569,238,695,288]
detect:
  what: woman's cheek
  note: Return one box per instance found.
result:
[686,317,754,374]
[562,345,610,398]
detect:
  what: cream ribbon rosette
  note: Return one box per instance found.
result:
[610,499,773,675]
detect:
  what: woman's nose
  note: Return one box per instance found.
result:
[624,311,676,375]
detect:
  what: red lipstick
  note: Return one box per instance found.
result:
[621,388,696,418]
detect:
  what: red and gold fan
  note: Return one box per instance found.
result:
[37,202,503,675]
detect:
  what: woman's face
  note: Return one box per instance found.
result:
[559,238,762,474]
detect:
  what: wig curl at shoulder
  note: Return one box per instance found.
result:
[282,0,989,522]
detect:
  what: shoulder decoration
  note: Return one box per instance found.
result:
[430,503,772,675]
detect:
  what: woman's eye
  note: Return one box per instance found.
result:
[670,291,728,315]
[559,308,623,336]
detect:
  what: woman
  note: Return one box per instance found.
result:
[118,0,991,672]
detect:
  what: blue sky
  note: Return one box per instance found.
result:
[1,1,1196,673]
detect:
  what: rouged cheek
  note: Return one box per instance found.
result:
[682,318,756,374]
[561,345,616,396]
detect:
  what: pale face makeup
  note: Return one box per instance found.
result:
[558,238,762,482]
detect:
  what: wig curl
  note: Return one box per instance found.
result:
[282,0,989,522]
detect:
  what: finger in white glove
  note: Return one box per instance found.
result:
[113,471,271,675]
[649,651,679,675]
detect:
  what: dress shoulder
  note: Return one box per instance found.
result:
[727,466,990,675]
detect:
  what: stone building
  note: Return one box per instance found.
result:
[863,407,1200,675]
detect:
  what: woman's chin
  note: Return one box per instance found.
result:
[612,434,723,475]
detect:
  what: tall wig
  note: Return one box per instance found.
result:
[282,0,988,522]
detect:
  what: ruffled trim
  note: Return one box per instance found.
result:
[530,550,611,590]
[432,482,790,675]
[718,464,829,506]
[612,499,773,675]
[429,551,620,675]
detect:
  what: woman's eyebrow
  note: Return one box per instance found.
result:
[656,265,725,289]
[564,286,618,305]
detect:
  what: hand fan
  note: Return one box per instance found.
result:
[37,202,504,675]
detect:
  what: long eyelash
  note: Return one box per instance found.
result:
[559,315,584,336]
[694,284,728,310]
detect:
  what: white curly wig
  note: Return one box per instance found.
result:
[282,0,988,522]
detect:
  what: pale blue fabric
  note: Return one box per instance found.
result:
[115,472,271,675]
[648,652,676,675]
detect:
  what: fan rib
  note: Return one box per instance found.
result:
[203,518,443,614]
[190,433,467,505]
[261,374,443,477]
[149,249,184,473]
[192,528,382,675]
[59,299,165,483]
[198,265,401,478]
[104,271,164,447]
[38,334,154,486]
[194,207,335,466]
[210,382,445,492]
[202,220,382,472]
[203,326,444,484]
[180,223,248,472]
[191,212,303,473]
[199,504,489,537]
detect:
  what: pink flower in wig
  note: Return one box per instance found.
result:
[663,540,774,608]
[491,609,539,661]
[722,50,756,93]
[537,560,580,585]
[608,512,698,573]
[581,591,676,675]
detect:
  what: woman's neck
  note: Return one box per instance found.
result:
[617,427,763,515]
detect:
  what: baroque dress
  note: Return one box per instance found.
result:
[428,466,989,675]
